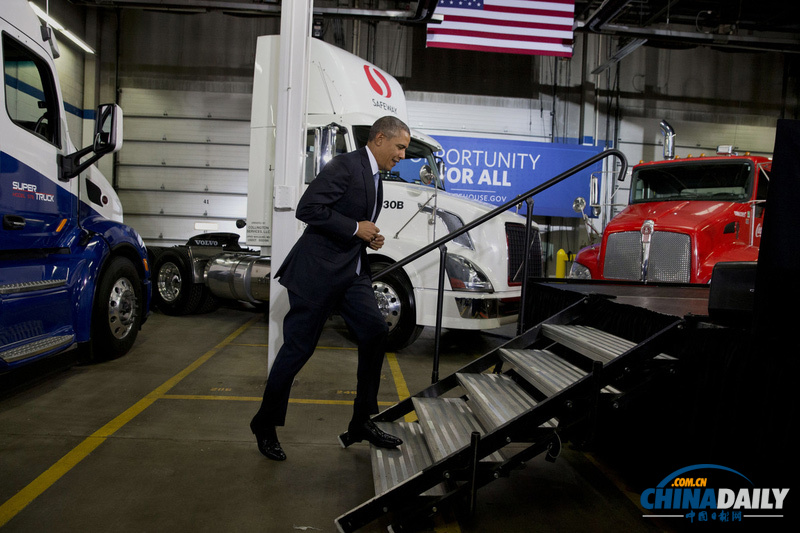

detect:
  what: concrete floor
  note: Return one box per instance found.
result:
[0,305,668,533]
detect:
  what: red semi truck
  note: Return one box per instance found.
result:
[569,123,771,284]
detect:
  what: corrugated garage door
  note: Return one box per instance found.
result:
[117,87,251,247]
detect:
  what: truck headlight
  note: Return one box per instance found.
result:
[568,262,592,280]
[446,254,493,292]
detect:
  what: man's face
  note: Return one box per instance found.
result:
[372,130,410,171]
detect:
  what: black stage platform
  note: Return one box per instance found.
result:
[538,281,710,319]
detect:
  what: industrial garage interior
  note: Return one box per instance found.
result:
[2,1,799,532]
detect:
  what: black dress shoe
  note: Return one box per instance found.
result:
[339,420,403,449]
[254,429,286,461]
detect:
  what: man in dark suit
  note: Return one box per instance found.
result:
[250,116,410,461]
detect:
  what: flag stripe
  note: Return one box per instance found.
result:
[428,0,575,57]
[428,33,571,50]
[485,0,575,12]
[430,16,573,36]
[426,40,573,58]
[484,5,571,17]
[429,28,571,45]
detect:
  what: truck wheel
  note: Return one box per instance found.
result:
[90,256,143,360]
[195,287,221,314]
[153,248,203,315]
[370,261,423,351]
[147,246,165,268]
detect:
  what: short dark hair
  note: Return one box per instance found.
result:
[368,116,410,142]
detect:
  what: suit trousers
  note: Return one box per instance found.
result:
[250,273,389,431]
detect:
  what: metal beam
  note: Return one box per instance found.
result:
[267,0,313,371]
[75,0,437,23]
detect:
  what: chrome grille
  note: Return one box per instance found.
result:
[506,223,543,284]
[604,231,691,283]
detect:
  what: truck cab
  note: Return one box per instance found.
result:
[570,146,770,284]
[1,0,150,372]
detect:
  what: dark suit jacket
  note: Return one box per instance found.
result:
[275,146,383,302]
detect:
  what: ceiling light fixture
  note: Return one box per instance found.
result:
[28,2,95,55]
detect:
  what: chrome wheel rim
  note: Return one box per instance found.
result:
[157,262,182,303]
[372,281,401,331]
[108,277,136,340]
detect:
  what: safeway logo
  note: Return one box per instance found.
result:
[363,65,392,98]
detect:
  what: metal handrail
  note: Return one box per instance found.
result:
[374,148,629,382]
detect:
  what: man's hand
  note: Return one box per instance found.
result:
[356,221,381,243]
[369,234,384,250]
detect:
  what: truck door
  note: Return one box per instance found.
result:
[1,27,76,366]
[1,30,73,252]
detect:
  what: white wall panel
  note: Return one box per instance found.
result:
[120,190,246,219]
[116,87,251,246]
[119,141,249,170]
[124,117,250,145]
[123,214,246,247]
[120,88,251,120]
[117,167,248,195]
[407,92,553,141]
[617,117,776,165]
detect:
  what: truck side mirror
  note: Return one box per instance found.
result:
[419,164,434,186]
[315,124,339,176]
[59,103,124,181]
[93,104,123,155]
[589,174,601,216]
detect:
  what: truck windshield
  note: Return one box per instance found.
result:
[353,125,444,190]
[631,160,754,203]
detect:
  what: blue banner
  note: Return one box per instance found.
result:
[435,135,603,218]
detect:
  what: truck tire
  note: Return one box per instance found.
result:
[153,248,203,315]
[90,256,144,360]
[147,245,165,268]
[194,287,221,314]
[370,261,423,351]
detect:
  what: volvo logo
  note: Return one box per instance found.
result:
[364,65,392,98]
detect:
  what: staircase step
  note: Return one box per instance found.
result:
[542,324,674,363]
[500,348,621,395]
[499,348,584,396]
[371,422,444,496]
[412,397,504,463]
[542,324,626,363]
[456,373,539,432]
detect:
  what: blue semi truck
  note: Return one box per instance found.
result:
[1,0,150,372]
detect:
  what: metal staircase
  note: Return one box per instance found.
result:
[335,290,684,532]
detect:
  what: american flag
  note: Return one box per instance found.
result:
[427,0,575,57]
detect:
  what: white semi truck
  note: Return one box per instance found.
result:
[149,35,542,350]
[1,0,150,372]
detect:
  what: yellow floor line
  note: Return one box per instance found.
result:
[386,353,417,423]
[0,314,260,528]
[160,394,394,407]
[387,353,458,531]
[0,318,452,530]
